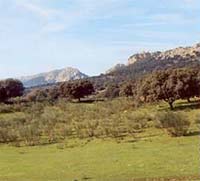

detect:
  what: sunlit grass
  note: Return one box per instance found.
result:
[0,134,199,181]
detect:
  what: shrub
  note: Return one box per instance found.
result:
[19,124,41,146]
[0,104,14,113]
[0,128,18,143]
[25,87,59,103]
[56,143,65,150]
[104,84,120,99]
[156,111,190,137]
[195,113,200,126]
[123,112,150,135]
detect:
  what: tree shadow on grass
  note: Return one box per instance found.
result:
[79,100,95,103]
[173,102,200,111]
[73,99,105,104]
[176,99,200,105]
[82,176,93,180]
[185,131,200,137]
[158,102,200,111]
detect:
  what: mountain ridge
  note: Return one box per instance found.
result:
[20,67,88,87]
[107,42,200,75]
[128,43,200,65]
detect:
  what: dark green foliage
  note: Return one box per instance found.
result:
[156,111,190,137]
[0,79,24,102]
[0,86,6,102]
[136,68,200,109]
[174,68,199,101]
[59,80,95,101]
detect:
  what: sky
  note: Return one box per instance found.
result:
[0,0,199,78]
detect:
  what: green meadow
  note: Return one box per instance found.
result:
[0,99,199,180]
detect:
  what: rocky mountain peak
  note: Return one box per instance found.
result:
[20,67,88,87]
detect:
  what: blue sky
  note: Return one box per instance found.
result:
[0,0,199,78]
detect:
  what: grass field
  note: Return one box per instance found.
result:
[0,99,199,180]
[0,134,199,181]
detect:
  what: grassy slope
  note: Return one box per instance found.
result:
[0,135,199,181]
[0,100,199,180]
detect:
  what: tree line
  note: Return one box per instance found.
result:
[120,67,200,109]
[103,67,200,109]
[0,67,200,109]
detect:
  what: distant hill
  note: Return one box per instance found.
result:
[20,67,88,87]
[107,43,200,79]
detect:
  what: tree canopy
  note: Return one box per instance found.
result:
[136,68,200,109]
[59,80,95,101]
[0,79,24,102]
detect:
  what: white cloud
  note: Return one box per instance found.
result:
[20,3,50,17]
[13,0,136,33]
[16,1,60,18]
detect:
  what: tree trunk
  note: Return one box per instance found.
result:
[169,102,174,110]
[187,98,191,103]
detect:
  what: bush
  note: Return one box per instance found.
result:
[0,127,18,143]
[19,124,41,146]
[156,111,190,137]
[104,84,120,99]
[0,104,14,113]
[123,112,151,135]
[195,113,200,126]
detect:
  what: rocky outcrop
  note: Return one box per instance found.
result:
[128,43,200,65]
[106,43,200,81]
